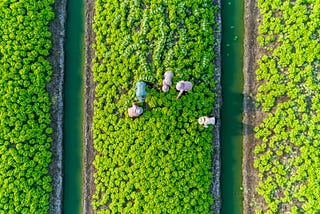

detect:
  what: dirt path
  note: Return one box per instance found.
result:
[83,0,96,213]
[243,0,266,212]
[47,0,67,213]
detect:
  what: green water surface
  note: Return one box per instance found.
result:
[63,0,84,213]
[220,0,244,213]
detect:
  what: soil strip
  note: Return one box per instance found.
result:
[211,0,222,213]
[243,0,266,212]
[83,0,96,213]
[47,0,67,213]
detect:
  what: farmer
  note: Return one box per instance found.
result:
[162,71,174,92]
[176,81,193,99]
[136,81,147,102]
[128,102,143,118]
[198,116,216,128]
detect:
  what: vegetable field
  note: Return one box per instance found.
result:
[4,0,319,212]
[253,0,320,212]
[91,0,218,212]
[0,0,55,213]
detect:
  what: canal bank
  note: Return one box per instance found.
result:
[63,0,85,213]
[48,0,66,213]
[211,0,222,213]
[83,0,96,213]
[220,0,244,213]
[242,0,262,212]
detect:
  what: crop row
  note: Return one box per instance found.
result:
[0,0,54,213]
[254,0,320,213]
[92,0,218,213]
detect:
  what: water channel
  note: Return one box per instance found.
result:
[220,0,244,213]
[63,0,84,213]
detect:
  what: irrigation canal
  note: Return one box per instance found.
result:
[220,0,244,213]
[63,0,84,213]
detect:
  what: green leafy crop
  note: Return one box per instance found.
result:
[92,0,218,213]
[0,0,54,213]
[254,0,320,213]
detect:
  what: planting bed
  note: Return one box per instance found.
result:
[0,0,56,213]
[244,0,320,213]
[85,0,221,213]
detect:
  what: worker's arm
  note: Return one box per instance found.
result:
[176,90,184,100]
